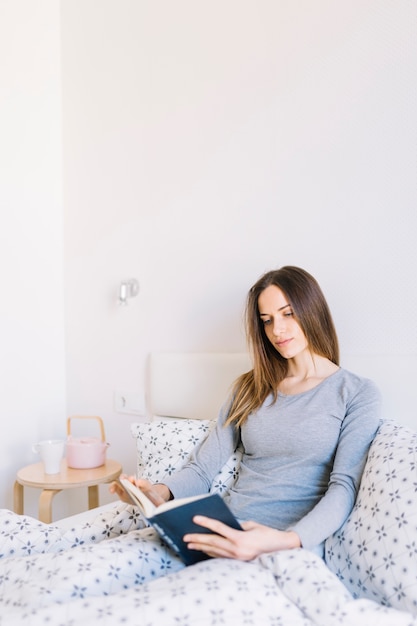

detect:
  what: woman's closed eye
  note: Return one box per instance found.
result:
[261,309,294,325]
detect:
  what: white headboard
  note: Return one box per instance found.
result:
[148,352,252,421]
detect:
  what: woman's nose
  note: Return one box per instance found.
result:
[272,318,285,335]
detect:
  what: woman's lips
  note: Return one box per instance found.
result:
[276,338,292,348]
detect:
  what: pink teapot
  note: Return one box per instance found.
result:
[66,415,109,469]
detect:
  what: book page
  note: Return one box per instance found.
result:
[156,492,209,514]
[119,478,209,517]
[119,478,156,517]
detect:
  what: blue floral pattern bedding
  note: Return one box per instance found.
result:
[0,419,416,624]
[0,501,414,625]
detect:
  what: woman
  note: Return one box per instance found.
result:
[113,265,381,560]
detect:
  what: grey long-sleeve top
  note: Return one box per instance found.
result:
[164,368,382,552]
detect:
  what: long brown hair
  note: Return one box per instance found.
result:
[225,266,339,427]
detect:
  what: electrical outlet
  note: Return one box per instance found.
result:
[114,391,145,415]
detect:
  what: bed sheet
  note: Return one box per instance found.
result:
[0,504,415,626]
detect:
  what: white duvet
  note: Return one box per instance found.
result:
[0,505,414,626]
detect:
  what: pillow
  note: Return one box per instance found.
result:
[209,445,243,495]
[130,419,241,495]
[131,419,213,481]
[325,420,417,615]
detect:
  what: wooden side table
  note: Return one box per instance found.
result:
[13,458,122,523]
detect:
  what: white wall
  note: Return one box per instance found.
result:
[1,1,416,517]
[0,1,67,514]
[62,0,417,497]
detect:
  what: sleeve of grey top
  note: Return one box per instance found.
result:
[288,377,382,549]
[164,399,239,498]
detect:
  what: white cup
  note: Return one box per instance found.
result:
[32,439,66,474]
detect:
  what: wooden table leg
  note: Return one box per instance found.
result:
[88,484,99,510]
[38,489,62,523]
[13,481,24,515]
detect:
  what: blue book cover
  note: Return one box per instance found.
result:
[120,478,242,565]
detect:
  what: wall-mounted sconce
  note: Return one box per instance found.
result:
[119,278,139,306]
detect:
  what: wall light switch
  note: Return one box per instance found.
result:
[114,391,145,415]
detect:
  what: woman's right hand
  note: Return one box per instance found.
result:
[109,475,172,505]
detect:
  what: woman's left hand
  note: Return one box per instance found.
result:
[183,517,301,561]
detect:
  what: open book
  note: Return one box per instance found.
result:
[119,477,242,565]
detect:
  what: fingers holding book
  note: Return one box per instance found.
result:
[183,515,251,560]
[109,475,171,506]
[184,517,301,561]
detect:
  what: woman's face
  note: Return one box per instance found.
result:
[258,285,308,360]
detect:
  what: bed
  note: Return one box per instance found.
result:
[0,352,416,625]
